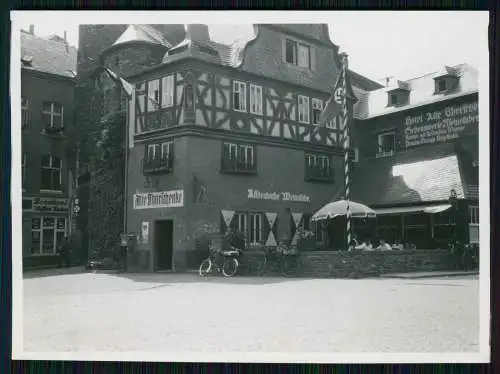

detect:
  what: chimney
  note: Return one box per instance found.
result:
[185,24,210,42]
[382,76,394,87]
[29,24,34,35]
[64,31,67,42]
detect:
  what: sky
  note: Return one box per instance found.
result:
[16,11,488,84]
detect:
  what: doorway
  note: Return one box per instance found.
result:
[155,220,174,271]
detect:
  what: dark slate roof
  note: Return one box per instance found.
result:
[351,143,466,206]
[21,31,77,79]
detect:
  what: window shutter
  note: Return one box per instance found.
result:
[310,46,316,71]
[162,76,173,108]
[282,38,287,63]
[264,212,278,247]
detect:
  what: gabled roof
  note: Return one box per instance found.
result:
[21,30,77,79]
[108,24,380,94]
[354,64,478,119]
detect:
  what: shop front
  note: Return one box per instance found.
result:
[22,196,70,269]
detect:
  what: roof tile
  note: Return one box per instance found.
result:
[21,31,77,79]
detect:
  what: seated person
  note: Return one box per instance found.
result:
[375,239,392,251]
[355,239,373,251]
[392,239,404,251]
[348,236,360,251]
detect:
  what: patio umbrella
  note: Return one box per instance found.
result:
[311,199,376,222]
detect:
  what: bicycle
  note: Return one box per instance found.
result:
[199,246,242,277]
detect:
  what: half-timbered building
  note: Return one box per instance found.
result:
[85,24,382,271]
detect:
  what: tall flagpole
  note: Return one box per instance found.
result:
[340,52,351,250]
[123,92,129,236]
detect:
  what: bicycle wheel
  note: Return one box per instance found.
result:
[199,258,212,276]
[222,258,239,277]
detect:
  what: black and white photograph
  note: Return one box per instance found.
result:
[10,11,490,363]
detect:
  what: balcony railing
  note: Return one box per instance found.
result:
[305,165,334,182]
[142,155,173,174]
[220,157,257,175]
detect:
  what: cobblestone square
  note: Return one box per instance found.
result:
[22,272,480,353]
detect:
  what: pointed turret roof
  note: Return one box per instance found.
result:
[113,24,170,48]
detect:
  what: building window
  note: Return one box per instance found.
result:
[285,39,310,68]
[388,91,409,107]
[249,84,263,115]
[42,102,64,132]
[143,141,174,174]
[298,44,311,68]
[30,217,66,255]
[40,155,62,191]
[249,212,263,245]
[161,75,174,108]
[376,131,396,158]
[285,39,297,65]
[468,206,479,224]
[298,95,310,124]
[22,152,27,188]
[388,92,399,106]
[22,97,29,129]
[147,79,161,112]
[312,98,323,126]
[233,81,247,112]
[305,153,334,182]
[221,142,257,174]
[232,212,248,243]
[437,79,446,93]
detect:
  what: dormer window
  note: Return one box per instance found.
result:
[434,67,460,94]
[434,78,455,94]
[386,80,410,107]
[389,92,399,106]
[284,38,311,69]
[387,91,408,107]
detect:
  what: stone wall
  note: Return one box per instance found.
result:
[236,249,455,278]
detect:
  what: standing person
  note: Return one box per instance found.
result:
[120,244,128,272]
[57,236,71,268]
[452,240,465,270]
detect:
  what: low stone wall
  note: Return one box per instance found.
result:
[239,249,455,278]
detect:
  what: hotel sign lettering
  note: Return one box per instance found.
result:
[133,190,184,209]
[404,101,478,148]
[247,189,311,203]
